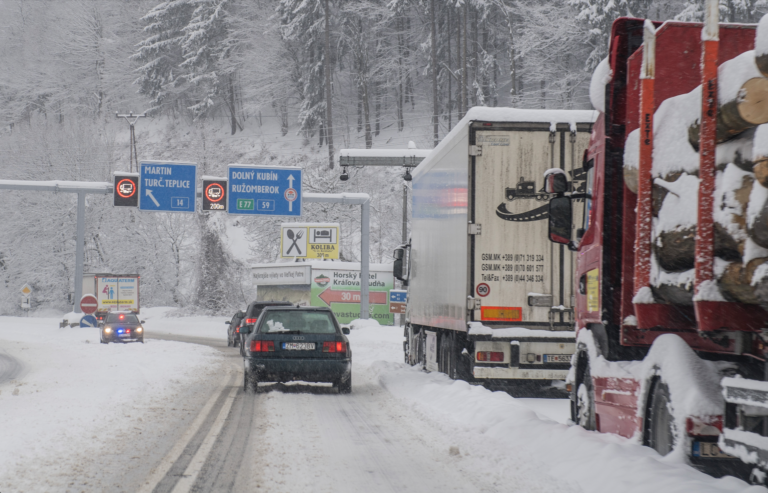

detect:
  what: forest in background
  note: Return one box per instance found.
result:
[0,0,766,314]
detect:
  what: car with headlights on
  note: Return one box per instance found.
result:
[99,311,145,344]
[243,306,351,394]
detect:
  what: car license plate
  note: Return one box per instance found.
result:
[282,342,315,350]
[692,441,733,459]
[543,354,570,363]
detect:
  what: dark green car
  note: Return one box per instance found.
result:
[243,307,352,394]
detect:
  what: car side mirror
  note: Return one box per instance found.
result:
[242,325,252,334]
[140,320,146,324]
[225,321,231,324]
[548,196,576,250]
[342,327,350,335]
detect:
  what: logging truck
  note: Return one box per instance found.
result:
[394,107,595,392]
[544,5,768,481]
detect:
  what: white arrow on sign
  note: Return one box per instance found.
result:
[286,174,296,212]
[145,189,160,207]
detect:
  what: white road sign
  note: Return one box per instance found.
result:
[281,226,308,258]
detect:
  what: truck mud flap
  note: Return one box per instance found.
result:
[720,377,768,469]
[495,203,548,222]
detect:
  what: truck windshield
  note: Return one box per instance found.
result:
[258,311,337,334]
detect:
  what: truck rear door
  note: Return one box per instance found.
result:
[470,124,589,328]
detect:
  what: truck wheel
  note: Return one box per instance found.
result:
[645,378,675,456]
[575,363,596,430]
[403,326,411,364]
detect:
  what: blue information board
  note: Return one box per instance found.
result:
[389,290,407,303]
[139,161,197,213]
[227,165,302,216]
[80,315,98,327]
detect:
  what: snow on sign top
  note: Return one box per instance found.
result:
[20,284,32,295]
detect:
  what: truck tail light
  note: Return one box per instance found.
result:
[323,341,346,353]
[245,318,257,324]
[250,340,274,352]
[476,351,504,362]
[686,416,723,437]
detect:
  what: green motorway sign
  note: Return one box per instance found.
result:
[237,198,254,211]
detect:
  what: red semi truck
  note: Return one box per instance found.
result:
[545,7,768,482]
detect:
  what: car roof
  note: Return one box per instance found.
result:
[249,301,294,307]
[260,306,333,312]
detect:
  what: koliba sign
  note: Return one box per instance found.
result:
[280,223,340,260]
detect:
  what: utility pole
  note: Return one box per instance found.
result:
[116,112,146,172]
[323,0,335,169]
[430,0,439,147]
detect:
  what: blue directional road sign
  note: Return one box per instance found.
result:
[389,290,407,303]
[80,315,98,328]
[228,165,302,216]
[139,161,197,213]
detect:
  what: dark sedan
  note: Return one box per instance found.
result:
[100,312,145,344]
[243,307,351,394]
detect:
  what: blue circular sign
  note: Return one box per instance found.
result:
[80,315,98,328]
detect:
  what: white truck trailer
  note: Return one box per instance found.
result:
[394,107,595,389]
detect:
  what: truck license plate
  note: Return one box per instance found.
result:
[692,441,733,459]
[543,354,570,363]
[283,342,315,350]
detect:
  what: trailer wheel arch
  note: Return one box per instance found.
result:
[643,375,677,456]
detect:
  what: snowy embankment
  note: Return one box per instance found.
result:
[141,306,229,341]
[346,323,764,493]
[0,315,225,491]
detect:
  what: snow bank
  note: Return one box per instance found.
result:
[372,355,756,493]
[590,57,612,113]
[348,318,381,330]
[653,88,701,177]
[0,316,223,490]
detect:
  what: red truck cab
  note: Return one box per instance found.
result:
[548,16,767,480]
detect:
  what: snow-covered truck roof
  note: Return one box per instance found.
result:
[412,107,598,180]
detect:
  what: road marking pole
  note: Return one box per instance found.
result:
[171,384,240,493]
[137,372,236,493]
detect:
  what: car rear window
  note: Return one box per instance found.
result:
[106,313,139,323]
[258,311,337,334]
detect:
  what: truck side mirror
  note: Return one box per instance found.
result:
[544,170,568,194]
[393,247,405,281]
[548,196,574,247]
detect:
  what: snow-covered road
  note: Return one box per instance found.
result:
[0,311,763,492]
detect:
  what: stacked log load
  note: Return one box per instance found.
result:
[623,17,768,308]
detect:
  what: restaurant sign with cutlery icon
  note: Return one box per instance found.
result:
[280,223,340,259]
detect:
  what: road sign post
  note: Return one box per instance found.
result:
[227,165,302,217]
[139,161,197,213]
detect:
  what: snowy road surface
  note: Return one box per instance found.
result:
[0,311,764,492]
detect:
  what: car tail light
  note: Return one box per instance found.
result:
[476,351,504,362]
[236,327,240,333]
[245,318,257,324]
[686,416,723,437]
[250,340,275,352]
[323,341,347,353]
